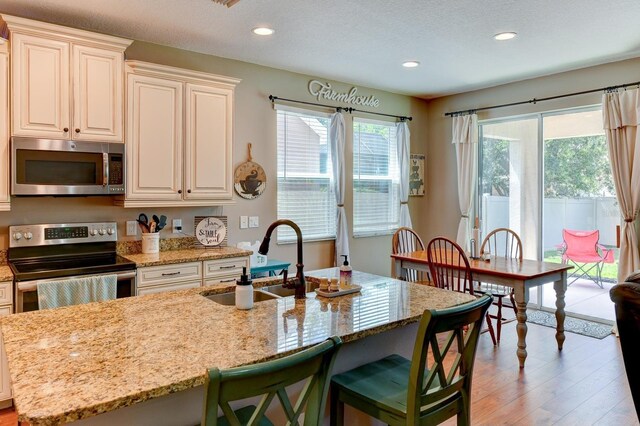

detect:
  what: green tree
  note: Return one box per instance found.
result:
[544,135,614,198]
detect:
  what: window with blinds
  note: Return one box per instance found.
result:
[353,118,400,236]
[277,109,336,243]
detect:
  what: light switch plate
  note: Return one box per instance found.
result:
[249,216,259,228]
[126,221,138,236]
[172,219,182,233]
[240,216,248,229]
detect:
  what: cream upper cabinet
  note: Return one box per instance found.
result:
[2,14,131,142]
[184,83,233,200]
[126,73,183,201]
[118,61,240,208]
[11,33,69,139]
[72,45,123,141]
[0,44,9,211]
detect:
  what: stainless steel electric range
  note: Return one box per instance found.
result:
[8,222,136,313]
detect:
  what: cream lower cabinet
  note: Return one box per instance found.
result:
[0,44,9,212]
[136,257,250,294]
[118,61,240,208]
[0,281,13,407]
[3,14,131,141]
[136,262,202,295]
[203,257,250,287]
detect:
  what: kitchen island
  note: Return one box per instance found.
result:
[1,269,474,425]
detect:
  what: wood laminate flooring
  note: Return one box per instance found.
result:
[0,321,636,425]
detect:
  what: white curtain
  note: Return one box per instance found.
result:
[452,114,478,251]
[330,111,349,266]
[396,121,412,228]
[603,88,640,282]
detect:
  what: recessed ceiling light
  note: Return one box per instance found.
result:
[494,32,517,41]
[402,61,420,68]
[252,27,275,36]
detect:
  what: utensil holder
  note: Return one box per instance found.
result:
[141,233,160,254]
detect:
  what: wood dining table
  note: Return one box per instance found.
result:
[391,250,573,368]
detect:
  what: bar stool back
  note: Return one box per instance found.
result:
[330,296,492,426]
[202,336,342,426]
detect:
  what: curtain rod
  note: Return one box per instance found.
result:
[444,80,640,117]
[269,95,412,121]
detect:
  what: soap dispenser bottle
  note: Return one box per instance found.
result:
[235,267,253,310]
[339,255,352,287]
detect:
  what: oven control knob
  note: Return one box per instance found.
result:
[107,228,114,235]
[24,232,33,240]
[98,228,106,236]
[13,232,22,241]
[90,229,98,236]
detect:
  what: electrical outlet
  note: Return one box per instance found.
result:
[172,218,182,233]
[249,216,259,228]
[240,216,248,229]
[126,221,138,236]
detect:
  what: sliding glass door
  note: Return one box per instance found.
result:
[478,107,618,323]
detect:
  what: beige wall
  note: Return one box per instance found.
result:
[420,57,640,247]
[0,39,429,276]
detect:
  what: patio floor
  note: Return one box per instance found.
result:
[537,277,616,323]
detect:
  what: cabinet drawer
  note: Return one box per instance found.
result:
[204,257,249,278]
[203,275,239,288]
[0,282,11,306]
[137,262,202,288]
[137,280,201,296]
[0,306,12,317]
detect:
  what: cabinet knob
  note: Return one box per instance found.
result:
[187,189,191,193]
[63,128,69,132]
[178,190,182,194]
[75,128,80,133]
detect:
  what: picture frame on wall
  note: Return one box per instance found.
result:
[409,154,425,196]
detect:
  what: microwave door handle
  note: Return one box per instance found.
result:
[103,153,108,187]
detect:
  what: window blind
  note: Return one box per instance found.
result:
[353,118,400,236]
[277,109,336,243]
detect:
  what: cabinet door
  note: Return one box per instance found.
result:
[126,74,183,200]
[12,33,70,138]
[0,50,9,211]
[72,45,123,142]
[0,293,12,402]
[184,83,233,200]
[136,280,201,296]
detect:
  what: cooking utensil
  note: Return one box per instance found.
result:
[137,214,150,233]
[234,143,266,199]
[158,215,167,231]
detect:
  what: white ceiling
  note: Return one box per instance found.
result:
[1,0,639,99]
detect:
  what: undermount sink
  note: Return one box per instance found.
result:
[260,280,320,297]
[204,290,280,306]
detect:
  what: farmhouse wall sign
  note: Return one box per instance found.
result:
[308,80,380,108]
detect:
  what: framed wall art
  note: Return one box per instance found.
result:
[409,154,425,196]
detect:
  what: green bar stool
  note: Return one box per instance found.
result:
[330,295,492,426]
[202,336,342,426]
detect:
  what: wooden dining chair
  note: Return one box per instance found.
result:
[427,236,496,345]
[330,295,493,426]
[392,227,430,284]
[202,336,342,426]
[478,228,522,343]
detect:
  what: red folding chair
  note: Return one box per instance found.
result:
[560,229,614,289]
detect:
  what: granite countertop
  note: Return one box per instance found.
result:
[0,265,12,282]
[122,246,253,267]
[1,268,474,425]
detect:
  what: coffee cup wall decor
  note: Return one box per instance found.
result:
[234,143,266,199]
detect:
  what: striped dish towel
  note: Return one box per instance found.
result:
[37,274,117,310]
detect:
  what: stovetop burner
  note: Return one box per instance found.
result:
[8,222,136,282]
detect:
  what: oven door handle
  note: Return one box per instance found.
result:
[17,271,136,292]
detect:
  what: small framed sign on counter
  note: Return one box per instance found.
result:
[194,216,228,248]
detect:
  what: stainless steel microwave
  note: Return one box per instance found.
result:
[11,137,125,196]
